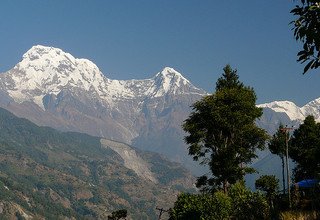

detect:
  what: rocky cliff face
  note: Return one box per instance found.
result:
[0,45,206,172]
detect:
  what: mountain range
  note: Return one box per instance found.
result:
[1,45,320,182]
[0,45,207,173]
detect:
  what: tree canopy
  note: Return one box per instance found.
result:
[290,115,320,181]
[291,0,320,73]
[169,182,269,220]
[183,65,268,193]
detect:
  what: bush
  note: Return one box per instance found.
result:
[169,192,232,220]
[170,181,270,220]
[229,181,270,220]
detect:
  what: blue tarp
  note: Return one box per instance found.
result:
[295,179,319,188]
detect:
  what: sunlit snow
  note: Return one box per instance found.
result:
[2,45,205,109]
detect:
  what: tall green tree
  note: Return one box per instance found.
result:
[291,0,320,73]
[183,65,268,193]
[290,115,320,181]
[268,124,287,194]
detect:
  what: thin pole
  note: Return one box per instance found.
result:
[281,126,293,209]
[285,132,291,208]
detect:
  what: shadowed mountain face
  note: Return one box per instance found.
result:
[0,107,195,219]
[0,45,206,173]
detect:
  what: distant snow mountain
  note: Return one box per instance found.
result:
[257,98,320,131]
[257,101,305,121]
[0,45,206,173]
[248,99,320,189]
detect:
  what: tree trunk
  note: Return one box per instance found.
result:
[223,180,228,194]
[281,156,285,195]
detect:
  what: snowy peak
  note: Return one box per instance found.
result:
[22,45,67,61]
[258,99,320,122]
[150,67,204,97]
[301,98,320,121]
[3,45,107,108]
[257,101,305,121]
[19,45,101,75]
[156,67,185,80]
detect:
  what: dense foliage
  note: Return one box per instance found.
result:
[291,0,320,73]
[290,115,320,180]
[170,182,269,220]
[183,65,267,192]
[169,192,231,220]
[229,182,269,220]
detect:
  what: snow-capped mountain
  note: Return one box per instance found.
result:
[256,98,320,135]
[257,101,305,121]
[0,45,206,173]
[2,45,204,109]
[258,98,320,122]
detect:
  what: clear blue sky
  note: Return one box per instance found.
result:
[0,0,319,106]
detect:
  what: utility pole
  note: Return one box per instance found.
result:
[280,126,293,208]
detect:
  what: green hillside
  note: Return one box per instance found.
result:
[0,108,194,219]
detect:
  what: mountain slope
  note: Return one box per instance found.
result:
[0,46,206,173]
[0,107,194,219]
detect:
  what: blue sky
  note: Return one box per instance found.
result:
[0,0,319,106]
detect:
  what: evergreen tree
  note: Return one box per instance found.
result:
[268,124,287,194]
[183,65,268,193]
[290,115,320,181]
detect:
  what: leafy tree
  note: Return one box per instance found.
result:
[229,181,269,220]
[107,209,128,220]
[291,0,320,73]
[290,115,320,181]
[169,192,232,220]
[183,65,268,193]
[255,175,279,211]
[268,124,287,194]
